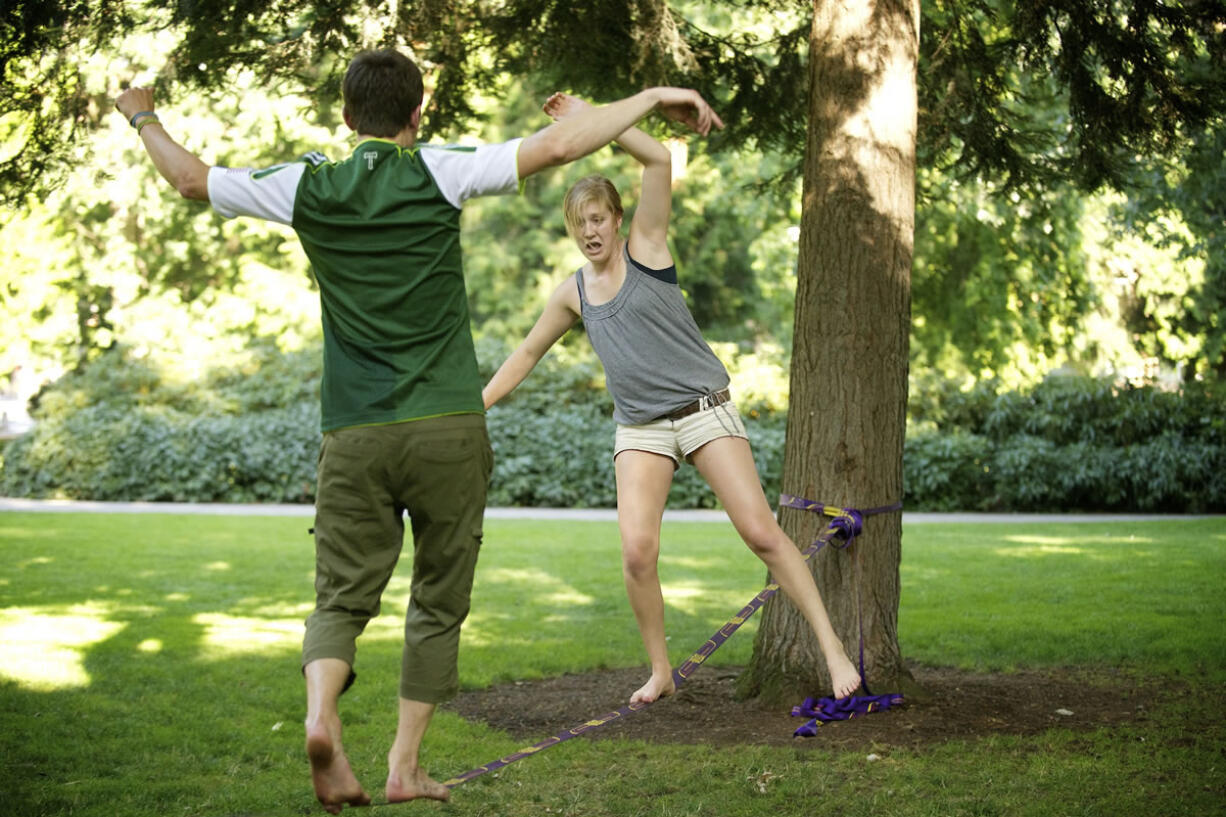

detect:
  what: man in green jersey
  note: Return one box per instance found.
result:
[116,49,721,811]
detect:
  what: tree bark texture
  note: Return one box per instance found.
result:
[740,0,919,706]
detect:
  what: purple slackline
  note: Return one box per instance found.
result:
[790,692,906,737]
[442,496,900,788]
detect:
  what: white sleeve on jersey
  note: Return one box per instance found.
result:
[420,138,523,209]
[207,162,307,225]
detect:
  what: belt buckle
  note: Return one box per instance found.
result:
[698,393,712,412]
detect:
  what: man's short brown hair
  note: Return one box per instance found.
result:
[342,49,424,138]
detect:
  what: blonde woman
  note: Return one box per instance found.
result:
[485,94,860,705]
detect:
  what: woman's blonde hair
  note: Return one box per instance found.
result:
[562,174,623,238]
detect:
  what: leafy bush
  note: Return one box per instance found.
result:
[479,348,789,510]
[0,343,322,503]
[485,406,786,510]
[911,373,1225,447]
[983,431,1224,513]
[485,403,616,508]
[902,429,995,511]
[3,349,1223,512]
[0,402,320,502]
[905,374,1226,512]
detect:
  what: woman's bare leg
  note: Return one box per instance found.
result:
[615,449,678,704]
[691,436,861,699]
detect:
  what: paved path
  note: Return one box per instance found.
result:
[0,497,1218,524]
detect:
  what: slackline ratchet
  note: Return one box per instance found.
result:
[441,494,902,789]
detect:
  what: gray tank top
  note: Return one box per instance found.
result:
[576,245,730,425]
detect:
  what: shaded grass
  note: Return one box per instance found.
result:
[0,511,1223,816]
[441,717,1226,817]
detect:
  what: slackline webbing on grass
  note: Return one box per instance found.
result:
[442,495,902,788]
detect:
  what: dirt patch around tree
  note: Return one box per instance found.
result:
[447,663,1162,751]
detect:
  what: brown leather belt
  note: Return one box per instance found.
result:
[660,388,732,421]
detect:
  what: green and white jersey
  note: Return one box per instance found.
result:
[207,137,522,432]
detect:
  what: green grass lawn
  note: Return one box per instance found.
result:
[1,511,1223,816]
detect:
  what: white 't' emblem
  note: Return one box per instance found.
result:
[364,151,378,170]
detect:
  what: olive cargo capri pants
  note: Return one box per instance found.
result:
[303,414,493,703]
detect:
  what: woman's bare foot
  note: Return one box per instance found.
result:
[828,652,862,699]
[386,766,451,804]
[306,720,371,814]
[630,671,676,705]
[543,91,590,121]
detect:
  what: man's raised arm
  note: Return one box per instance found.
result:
[516,86,722,181]
[115,87,211,201]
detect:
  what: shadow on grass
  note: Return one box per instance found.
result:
[0,513,752,816]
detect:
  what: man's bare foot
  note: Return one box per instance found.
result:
[386,766,451,804]
[630,672,676,705]
[306,720,371,814]
[829,653,861,699]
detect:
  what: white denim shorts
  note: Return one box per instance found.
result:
[614,401,749,467]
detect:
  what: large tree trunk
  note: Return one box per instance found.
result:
[739,0,920,706]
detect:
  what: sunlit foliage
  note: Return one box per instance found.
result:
[2,0,1223,413]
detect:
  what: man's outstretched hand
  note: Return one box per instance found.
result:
[653,87,724,137]
[543,88,723,137]
[115,86,156,123]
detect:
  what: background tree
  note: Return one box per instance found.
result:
[741,0,1223,702]
[735,0,919,702]
[1114,119,1226,379]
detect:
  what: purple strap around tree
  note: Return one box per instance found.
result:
[790,693,905,737]
[778,492,904,735]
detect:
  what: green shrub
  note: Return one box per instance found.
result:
[902,375,1226,512]
[981,431,1224,513]
[0,402,320,502]
[903,429,995,511]
[484,399,786,510]
[911,373,1226,447]
[0,342,321,503]
[3,346,1223,512]
[486,403,616,508]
